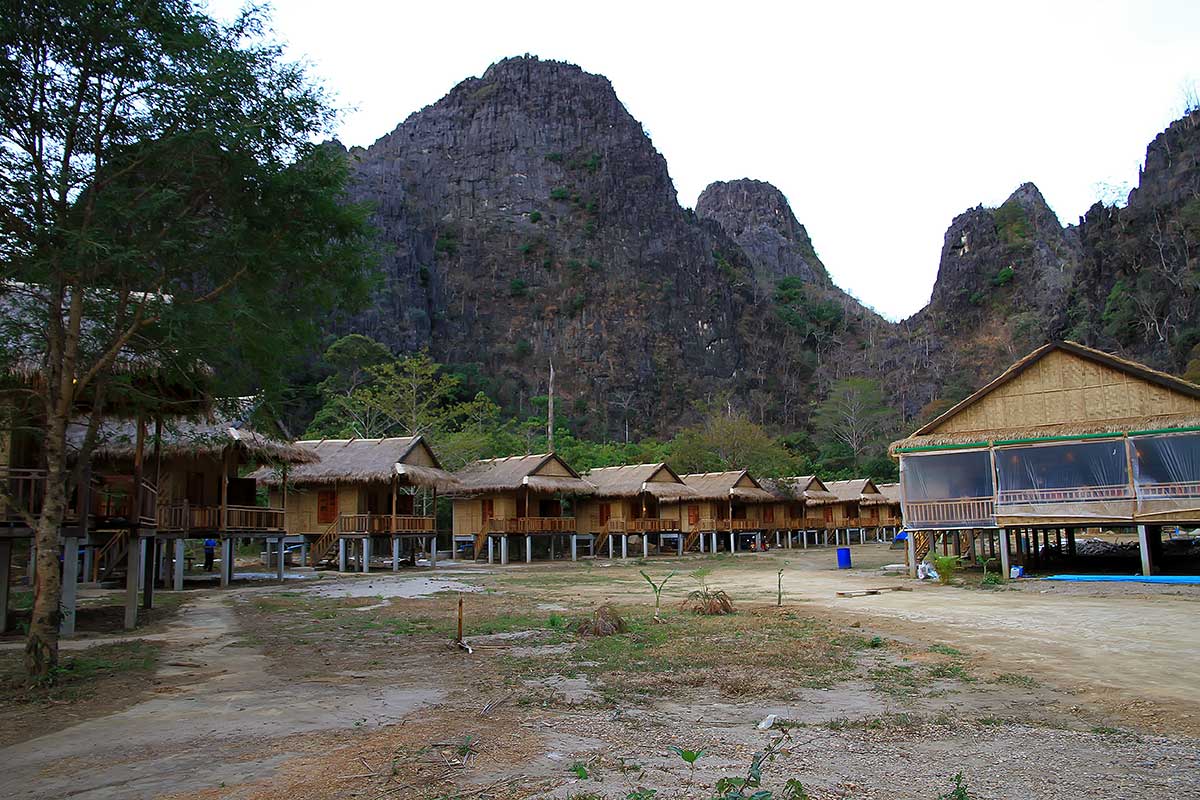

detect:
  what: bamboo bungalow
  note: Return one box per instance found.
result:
[578,463,697,558]
[824,479,889,545]
[890,341,1200,577]
[250,436,459,572]
[760,475,839,548]
[451,453,595,563]
[73,408,314,589]
[669,470,777,553]
[877,483,903,539]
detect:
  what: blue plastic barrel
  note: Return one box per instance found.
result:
[836,547,852,570]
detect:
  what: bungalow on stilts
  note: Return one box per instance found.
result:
[668,470,777,553]
[824,479,888,546]
[250,436,459,572]
[451,453,595,564]
[578,463,697,558]
[760,475,839,549]
[890,341,1200,578]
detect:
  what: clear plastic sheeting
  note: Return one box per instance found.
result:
[994,439,1134,519]
[1131,433,1200,518]
[900,450,995,529]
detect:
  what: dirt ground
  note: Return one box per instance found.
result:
[1,543,1197,799]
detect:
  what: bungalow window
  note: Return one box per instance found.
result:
[1131,432,1200,514]
[995,439,1132,517]
[901,450,995,528]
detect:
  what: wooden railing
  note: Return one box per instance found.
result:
[226,504,285,531]
[487,516,577,533]
[997,484,1133,506]
[904,497,995,528]
[337,513,435,534]
[1136,480,1200,499]
[158,502,221,532]
[606,517,681,533]
[0,467,45,522]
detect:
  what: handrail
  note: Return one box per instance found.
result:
[487,516,577,533]
[904,497,995,527]
[606,517,680,533]
[337,513,435,534]
[225,504,285,531]
[0,467,46,522]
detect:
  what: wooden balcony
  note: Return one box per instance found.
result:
[1,467,45,524]
[487,516,577,534]
[338,513,435,534]
[91,476,158,528]
[997,484,1133,506]
[158,502,285,533]
[606,517,681,534]
[904,497,995,528]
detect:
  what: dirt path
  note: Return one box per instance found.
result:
[1,589,443,800]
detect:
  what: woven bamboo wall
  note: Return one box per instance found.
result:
[934,349,1200,435]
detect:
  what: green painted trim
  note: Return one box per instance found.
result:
[1126,425,1200,437]
[993,432,1125,446]
[896,442,989,454]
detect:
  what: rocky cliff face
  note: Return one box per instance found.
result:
[342,57,780,438]
[335,55,1200,437]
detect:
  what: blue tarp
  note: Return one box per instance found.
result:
[1045,574,1200,585]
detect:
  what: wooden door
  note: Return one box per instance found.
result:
[599,503,611,526]
[763,505,774,523]
[482,498,494,521]
[687,505,699,526]
[823,506,833,523]
[317,489,338,525]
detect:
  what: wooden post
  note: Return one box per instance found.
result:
[1067,528,1076,557]
[60,537,78,637]
[123,534,139,630]
[1137,524,1154,576]
[999,528,1011,579]
[906,529,917,578]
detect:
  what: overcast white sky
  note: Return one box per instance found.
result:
[207,0,1199,320]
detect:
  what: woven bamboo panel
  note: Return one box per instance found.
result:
[935,349,1200,434]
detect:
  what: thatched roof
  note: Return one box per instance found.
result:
[761,475,838,505]
[890,414,1200,454]
[0,282,210,411]
[70,403,313,466]
[826,478,887,505]
[893,341,1200,455]
[249,436,460,491]
[877,482,901,504]
[583,463,697,500]
[681,470,775,502]
[453,453,595,496]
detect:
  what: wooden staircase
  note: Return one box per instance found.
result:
[92,531,130,581]
[684,530,701,551]
[593,530,610,556]
[311,520,340,566]
[913,531,932,564]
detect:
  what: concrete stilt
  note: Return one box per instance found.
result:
[137,538,146,592]
[906,530,918,578]
[173,539,185,591]
[0,540,10,633]
[570,534,578,562]
[676,534,683,556]
[754,532,762,551]
[124,536,140,630]
[500,535,509,565]
[642,535,649,559]
[220,538,232,587]
[1137,524,1154,576]
[729,531,735,553]
[81,545,93,584]
[803,531,808,549]
[300,541,308,567]
[392,536,400,571]
[60,537,78,637]
[141,538,155,610]
[999,529,1011,579]
[607,535,613,559]
[775,532,780,547]
[822,531,828,546]
[525,535,532,564]
[698,532,705,553]
[362,538,372,573]
[487,535,495,564]
[710,532,717,554]
[276,538,286,583]
[338,539,348,572]
[429,536,438,568]
[621,535,628,559]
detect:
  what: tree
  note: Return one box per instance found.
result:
[0,1,374,679]
[667,404,799,477]
[811,378,897,466]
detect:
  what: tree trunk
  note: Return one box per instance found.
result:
[25,410,69,679]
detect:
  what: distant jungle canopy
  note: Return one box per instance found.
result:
[299,334,902,482]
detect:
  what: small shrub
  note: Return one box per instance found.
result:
[513,339,532,360]
[550,186,571,201]
[968,290,985,306]
[936,772,971,800]
[991,266,1015,287]
[529,210,542,223]
[981,571,1004,586]
[932,555,960,585]
[509,278,528,297]
[577,605,627,637]
[546,151,564,163]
